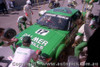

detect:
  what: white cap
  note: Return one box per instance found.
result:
[26,1,31,4]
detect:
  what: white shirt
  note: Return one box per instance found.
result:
[68,0,73,3]
[89,19,95,26]
[23,4,32,15]
[75,24,94,42]
[9,47,37,67]
[75,24,87,41]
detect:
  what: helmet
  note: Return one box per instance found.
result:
[26,1,31,5]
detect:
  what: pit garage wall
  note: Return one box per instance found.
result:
[15,0,49,7]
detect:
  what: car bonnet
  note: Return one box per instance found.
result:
[15,24,69,57]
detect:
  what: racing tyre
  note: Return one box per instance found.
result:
[3,28,16,39]
[56,50,67,67]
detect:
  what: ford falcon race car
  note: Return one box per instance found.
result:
[11,7,85,67]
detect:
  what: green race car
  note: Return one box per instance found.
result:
[11,7,85,67]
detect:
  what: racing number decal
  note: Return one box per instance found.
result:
[35,29,49,36]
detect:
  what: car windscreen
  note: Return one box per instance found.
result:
[37,13,69,30]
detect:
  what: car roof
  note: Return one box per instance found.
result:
[46,7,79,17]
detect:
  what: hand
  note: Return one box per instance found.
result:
[72,43,77,48]
[89,1,92,4]
[36,50,41,55]
[89,0,94,4]
[16,23,18,25]
[11,37,18,43]
[72,41,78,48]
[33,55,39,62]
[25,13,28,16]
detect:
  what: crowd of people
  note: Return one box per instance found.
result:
[70,0,100,67]
[0,0,15,14]
[0,0,100,67]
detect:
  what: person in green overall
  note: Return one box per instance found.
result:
[17,16,27,32]
[72,23,96,57]
[72,13,99,57]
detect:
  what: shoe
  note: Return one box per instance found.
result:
[0,56,4,61]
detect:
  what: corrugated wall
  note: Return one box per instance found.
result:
[15,0,27,7]
[14,0,48,7]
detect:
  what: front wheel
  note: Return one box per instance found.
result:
[56,50,67,67]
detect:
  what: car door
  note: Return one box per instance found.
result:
[68,18,79,42]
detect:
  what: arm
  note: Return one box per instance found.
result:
[72,33,83,47]
[2,37,18,46]
[23,5,28,16]
[32,55,38,62]
[32,52,38,62]
[89,0,94,4]
[89,18,95,29]
[32,50,41,61]
[89,19,95,25]
[72,24,84,47]
[30,6,33,15]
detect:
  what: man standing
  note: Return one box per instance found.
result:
[10,0,15,8]
[85,0,98,18]
[5,0,11,10]
[23,1,33,25]
[98,0,100,4]
[17,16,27,32]
[0,0,8,14]
[8,36,40,67]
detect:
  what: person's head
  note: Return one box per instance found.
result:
[26,1,31,5]
[88,13,94,20]
[22,36,31,47]
[22,16,27,21]
[0,28,4,36]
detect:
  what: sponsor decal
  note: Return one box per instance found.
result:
[35,29,49,36]
[20,33,48,49]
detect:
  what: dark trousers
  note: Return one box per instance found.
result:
[99,0,100,4]
[81,0,84,3]
[18,22,27,32]
[0,2,8,14]
[0,60,11,67]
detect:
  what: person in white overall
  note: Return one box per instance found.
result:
[23,1,33,25]
[8,36,40,67]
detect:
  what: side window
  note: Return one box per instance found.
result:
[65,18,71,31]
[68,18,77,31]
[72,11,81,21]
